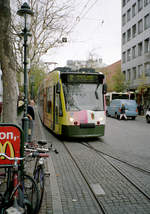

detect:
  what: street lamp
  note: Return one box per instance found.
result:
[17,2,34,143]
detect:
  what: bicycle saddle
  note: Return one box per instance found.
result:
[38,140,47,146]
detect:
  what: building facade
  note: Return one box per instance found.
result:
[121,0,150,106]
[66,59,106,70]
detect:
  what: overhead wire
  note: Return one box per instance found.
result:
[69,0,100,32]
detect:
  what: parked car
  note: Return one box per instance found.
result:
[107,99,138,120]
[146,108,150,123]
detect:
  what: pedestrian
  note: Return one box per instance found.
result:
[137,104,141,115]
[27,99,35,143]
[120,103,127,120]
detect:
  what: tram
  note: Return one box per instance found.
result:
[37,67,107,138]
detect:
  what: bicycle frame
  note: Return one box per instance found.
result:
[0,153,25,214]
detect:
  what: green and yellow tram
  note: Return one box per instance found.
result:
[37,67,107,138]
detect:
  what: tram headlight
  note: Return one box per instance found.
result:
[99,117,104,122]
[70,117,74,122]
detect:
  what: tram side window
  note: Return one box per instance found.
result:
[106,96,110,106]
[59,94,63,116]
[56,94,59,123]
[46,87,52,113]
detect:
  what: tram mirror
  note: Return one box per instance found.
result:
[95,91,99,99]
[56,82,61,94]
[103,83,107,94]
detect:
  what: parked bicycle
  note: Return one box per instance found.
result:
[24,140,58,212]
[0,153,40,214]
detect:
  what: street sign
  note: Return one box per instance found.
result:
[0,124,24,166]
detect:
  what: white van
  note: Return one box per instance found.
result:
[146,108,150,123]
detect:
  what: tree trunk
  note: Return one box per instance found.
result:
[0,0,18,123]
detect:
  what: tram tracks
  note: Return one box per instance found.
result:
[62,141,107,214]
[62,140,150,213]
[81,142,150,201]
[81,141,150,175]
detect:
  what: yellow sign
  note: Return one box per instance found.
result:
[0,141,15,159]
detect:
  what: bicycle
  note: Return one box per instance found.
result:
[24,140,58,212]
[0,153,40,214]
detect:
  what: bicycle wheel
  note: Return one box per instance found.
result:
[34,165,45,211]
[22,174,40,214]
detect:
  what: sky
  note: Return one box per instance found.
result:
[43,0,121,68]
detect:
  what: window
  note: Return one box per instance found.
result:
[122,52,126,63]
[144,0,149,6]
[132,46,136,59]
[144,38,150,53]
[133,67,137,79]
[127,69,131,81]
[127,8,131,22]
[138,64,143,77]
[127,28,131,41]
[138,42,143,56]
[122,32,126,44]
[123,70,126,79]
[59,94,63,116]
[122,14,126,26]
[145,63,150,76]
[132,3,136,17]
[46,87,52,113]
[132,24,136,38]
[144,14,150,30]
[138,19,143,34]
[127,49,131,61]
[122,0,126,7]
[138,0,143,12]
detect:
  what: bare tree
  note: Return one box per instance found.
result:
[0,0,18,123]
[12,0,74,66]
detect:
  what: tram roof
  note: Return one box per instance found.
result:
[53,67,104,76]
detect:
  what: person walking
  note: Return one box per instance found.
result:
[27,99,35,143]
[120,103,127,120]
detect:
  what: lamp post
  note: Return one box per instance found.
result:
[17,2,34,143]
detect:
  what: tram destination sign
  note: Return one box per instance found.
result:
[66,74,100,83]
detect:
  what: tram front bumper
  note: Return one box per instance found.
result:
[62,125,105,138]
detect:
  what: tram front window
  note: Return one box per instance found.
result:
[63,83,104,111]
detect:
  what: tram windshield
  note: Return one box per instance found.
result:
[63,83,104,111]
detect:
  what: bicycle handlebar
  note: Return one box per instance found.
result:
[0,153,24,161]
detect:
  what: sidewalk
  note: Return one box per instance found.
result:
[30,107,63,214]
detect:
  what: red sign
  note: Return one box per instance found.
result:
[0,126,21,165]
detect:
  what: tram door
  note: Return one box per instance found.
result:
[53,86,56,130]
[53,83,60,132]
